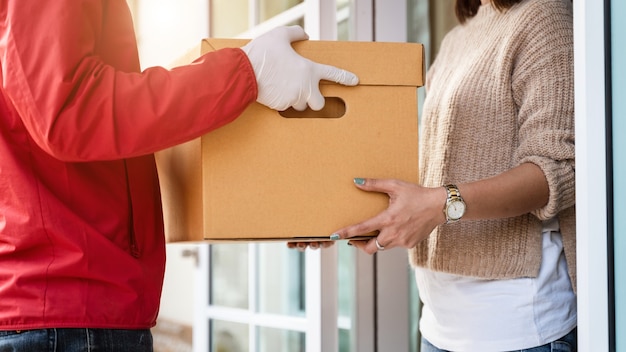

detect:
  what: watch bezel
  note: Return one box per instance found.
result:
[446,199,466,220]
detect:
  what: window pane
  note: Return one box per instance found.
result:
[257,243,305,316]
[338,328,350,352]
[210,244,249,309]
[338,244,354,352]
[409,269,421,352]
[259,0,303,22]
[290,18,305,28]
[257,326,305,352]
[337,244,354,318]
[211,0,249,37]
[337,0,350,40]
[211,320,248,352]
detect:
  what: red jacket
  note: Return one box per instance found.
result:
[0,1,256,329]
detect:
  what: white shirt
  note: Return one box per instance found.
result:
[415,220,577,351]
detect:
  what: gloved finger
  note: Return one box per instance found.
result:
[292,97,309,111]
[307,89,326,111]
[316,63,359,86]
[281,25,309,43]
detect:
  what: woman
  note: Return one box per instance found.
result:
[330,0,577,350]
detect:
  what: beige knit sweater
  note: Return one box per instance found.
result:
[410,0,576,291]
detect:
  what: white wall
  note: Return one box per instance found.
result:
[129,0,209,69]
[159,244,199,326]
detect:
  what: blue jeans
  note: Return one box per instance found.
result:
[421,328,577,352]
[0,328,153,352]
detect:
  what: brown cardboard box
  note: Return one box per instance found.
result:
[156,39,424,242]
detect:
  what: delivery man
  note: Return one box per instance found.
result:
[0,1,358,350]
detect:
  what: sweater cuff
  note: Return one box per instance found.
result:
[518,155,575,221]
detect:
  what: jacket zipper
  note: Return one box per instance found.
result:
[124,160,140,258]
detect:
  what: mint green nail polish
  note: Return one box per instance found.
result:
[354,178,365,185]
[330,233,341,241]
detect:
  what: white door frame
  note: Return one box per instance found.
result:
[573,0,611,351]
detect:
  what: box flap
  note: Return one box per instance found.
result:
[202,38,424,87]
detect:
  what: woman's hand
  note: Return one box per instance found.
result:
[330,164,552,254]
[330,178,446,255]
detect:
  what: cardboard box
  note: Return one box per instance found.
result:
[156,39,424,242]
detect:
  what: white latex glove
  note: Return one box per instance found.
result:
[242,25,359,111]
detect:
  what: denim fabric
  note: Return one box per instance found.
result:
[420,328,577,352]
[0,328,153,352]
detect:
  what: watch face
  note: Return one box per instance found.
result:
[447,200,466,220]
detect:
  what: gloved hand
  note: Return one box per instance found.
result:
[242,25,359,111]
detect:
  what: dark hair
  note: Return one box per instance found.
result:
[455,0,523,23]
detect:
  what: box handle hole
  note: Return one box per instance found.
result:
[279,97,346,119]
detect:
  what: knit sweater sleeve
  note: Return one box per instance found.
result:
[511,0,575,220]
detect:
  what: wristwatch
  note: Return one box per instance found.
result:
[443,184,466,224]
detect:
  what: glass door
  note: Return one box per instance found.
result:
[129,0,421,351]
[205,243,308,351]
[203,2,344,350]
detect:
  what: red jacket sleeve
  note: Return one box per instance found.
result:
[0,0,257,161]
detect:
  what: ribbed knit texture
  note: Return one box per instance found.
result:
[410,0,576,290]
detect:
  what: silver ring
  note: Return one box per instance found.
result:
[375,238,385,251]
